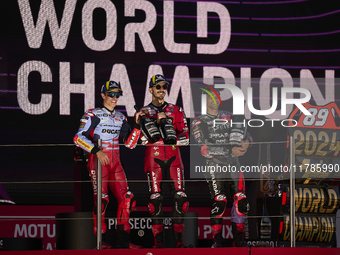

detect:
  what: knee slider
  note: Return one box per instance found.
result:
[94,194,109,215]
[236,223,245,233]
[233,192,250,214]
[148,193,163,216]
[121,191,136,211]
[211,194,227,218]
[173,191,189,215]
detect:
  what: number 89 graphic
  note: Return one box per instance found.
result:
[303,107,329,127]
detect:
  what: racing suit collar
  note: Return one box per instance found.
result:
[149,102,168,111]
[207,111,229,118]
[102,106,115,115]
[206,112,218,118]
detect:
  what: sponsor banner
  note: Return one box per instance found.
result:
[187,206,232,240]
[246,240,279,247]
[0,205,74,250]
[136,206,232,240]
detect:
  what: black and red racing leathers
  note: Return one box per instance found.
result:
[73,107,140,235]
[140,102,189,245]
[191,111,250,247]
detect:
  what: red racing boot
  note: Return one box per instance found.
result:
[173,223,192,248]
[232,222,248,247]
[211,224,226,248]
[152,224,164,248]
[116,225,141,249]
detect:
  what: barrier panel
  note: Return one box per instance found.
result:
[55,211,198,249]
[0,247,249,255]
[2,138,340,249]
[0,238,43,251]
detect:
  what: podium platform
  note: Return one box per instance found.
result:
[0,237,43,251]
[55,211,198,249]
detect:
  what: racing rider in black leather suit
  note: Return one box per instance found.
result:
[191,87,252,247]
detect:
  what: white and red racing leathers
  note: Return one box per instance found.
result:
[73,107,140,235]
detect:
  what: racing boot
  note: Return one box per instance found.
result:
[232,222,248,247]
[173,223,192,248]
[101,233,113,249]
[92,197,109,235]
[116,225,141,249]
[152,224,164,248]
[211,224,226,248]
[101,242,113,249]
